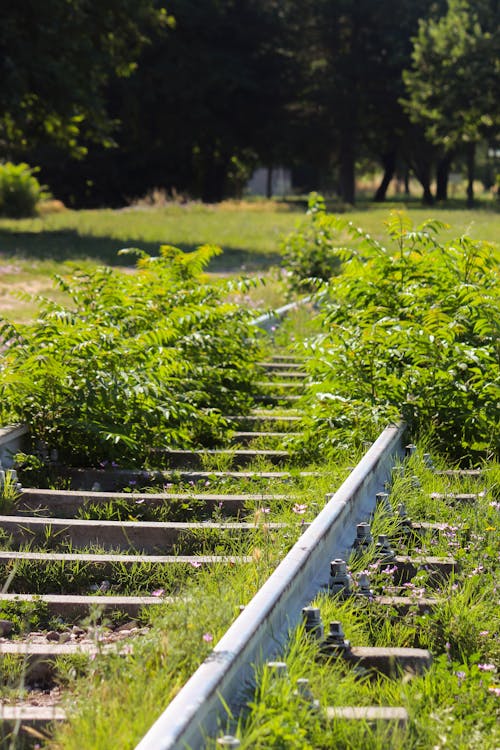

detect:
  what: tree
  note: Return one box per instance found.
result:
[286,0,437,204]
[403,0,500,206]
[0,0,170,159]
[37,0,299,205]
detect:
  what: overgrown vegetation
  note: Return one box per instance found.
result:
[281,193,342,293]
[0,244,262,466]
[293,205,499,461]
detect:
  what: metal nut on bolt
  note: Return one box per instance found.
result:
[294,678,320,711]
[357,572,373,597]
[375,534,395,561]
[265,661,288,677]
[302,606,324,640]
[353,522,373,550]
[329,558,353,597]
[320,620,351,656]
[397,502,412,531]
[423,453,435,470]
[391,465,405,481]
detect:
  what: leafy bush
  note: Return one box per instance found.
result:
[0,162,47,217]
[280,193,342,293]
[0,244,262,466]
[297,209,499,461]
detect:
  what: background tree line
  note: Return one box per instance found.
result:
[1,0,498,207]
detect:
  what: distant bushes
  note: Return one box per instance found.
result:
[0,162,47,218]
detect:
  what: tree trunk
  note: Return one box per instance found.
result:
[201,151,228,203]
[339,133,356,204]
[412,157,434,204]
[266,166,273,199]
[404,169,410,195]
[436,153,453,201]
[466,142,476,208]
[374,151,397,202]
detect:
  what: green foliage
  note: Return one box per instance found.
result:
[0,1,170,157]
[0,162,47,218]
[280,194,343,293]
[0,468,21,512]
[0,244,262,466]
[402,0,500,151]
[297,207,499,460]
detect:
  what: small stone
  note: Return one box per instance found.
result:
[0,620,14,636]
[72,626,85,635]
[116,621,138,632]
[46,630,60,642]
[58,632,71,644]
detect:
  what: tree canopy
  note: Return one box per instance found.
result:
[403,0,499,151]
[2,0,498,206]
[0,0,171,157]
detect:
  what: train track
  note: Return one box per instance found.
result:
[0,331,497,748]
[135,437,497,750]
[0,343,316,746]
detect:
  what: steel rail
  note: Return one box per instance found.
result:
[252,297,311,332]
[135,421,406,750]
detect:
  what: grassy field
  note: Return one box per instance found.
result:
[0,198,498,320]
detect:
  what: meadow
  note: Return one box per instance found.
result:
[0,197,499,321]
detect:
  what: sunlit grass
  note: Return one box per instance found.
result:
[1,201,498,321]
[232,448,500,750]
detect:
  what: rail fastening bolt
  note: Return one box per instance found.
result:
[302,606,324,640]
[294,677,320,711]
[320,620,351,656]
[391,465,405,481]
[376,492,392,515]
[423,453,435,470]
[266,661,288,678]
[397,502,408,519]
[353,522,373,550]
[329,559,353,597]
[375,534,395,562]
[396,502,412,532]
[357,572,373,597]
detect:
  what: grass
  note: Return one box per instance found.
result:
[14,445,493,749]
[33,448,354,750]
[227,448,500,750]
[1,199,499,321]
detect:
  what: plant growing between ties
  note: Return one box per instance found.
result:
[280,193,343,294]
[293,204,499,462]
[0,244,263,467]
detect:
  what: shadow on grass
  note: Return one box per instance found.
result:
[0,229,281,272]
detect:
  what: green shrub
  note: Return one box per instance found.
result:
[0,161,47,217]
[280,193,342,294]
[296,208,500,461]
[0,244,262,466]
